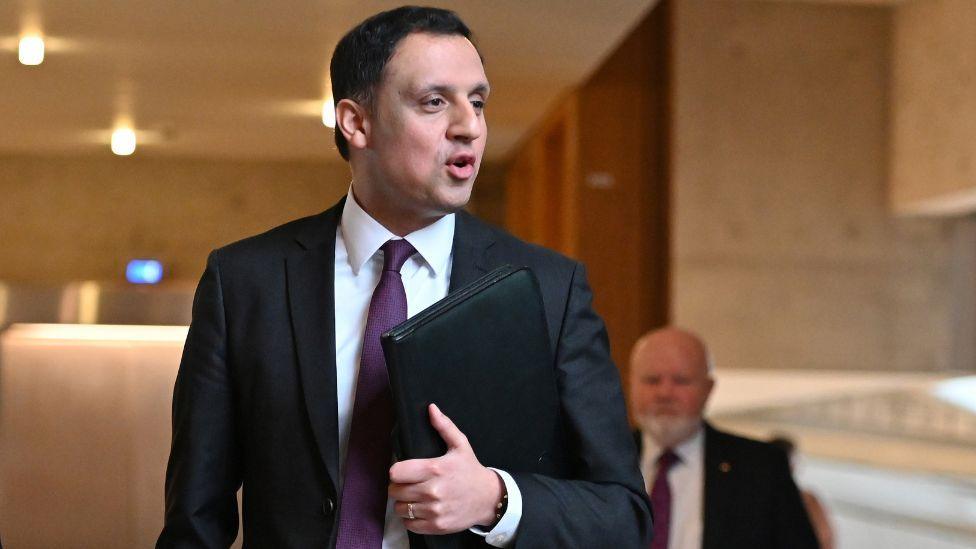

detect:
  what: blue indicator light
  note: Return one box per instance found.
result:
[126,259,164,284]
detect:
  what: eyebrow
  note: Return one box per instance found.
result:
[415,82,491,97]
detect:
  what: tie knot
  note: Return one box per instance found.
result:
[657,449,680,470]
[381,239,416,272]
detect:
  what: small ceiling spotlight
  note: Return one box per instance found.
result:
[111,128,137,156]
[18,35,45,65]
[322,97,336,129]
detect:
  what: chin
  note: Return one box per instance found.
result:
[433,185,474,212]
[636,414,701,448]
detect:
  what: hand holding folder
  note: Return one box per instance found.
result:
[382,265,569,477]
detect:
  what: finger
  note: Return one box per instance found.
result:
[394,501,425,521]
[388,479,437,503]
[389,458,437,484]
[402,516,463,536]
[398,507,457,536]
[428,403,469,451]
[403,518,436,535]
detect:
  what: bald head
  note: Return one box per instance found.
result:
[631,328,711,381]
[630,327,714,446]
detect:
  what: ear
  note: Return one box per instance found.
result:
[335,98,370,153]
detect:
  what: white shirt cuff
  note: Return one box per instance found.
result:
[468,468,522,547]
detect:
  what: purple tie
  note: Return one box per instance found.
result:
[336,239,416,549]
[650,449,679,549]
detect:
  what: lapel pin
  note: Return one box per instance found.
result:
[719,461,732,473]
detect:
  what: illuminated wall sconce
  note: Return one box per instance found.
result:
[19,35,45,65]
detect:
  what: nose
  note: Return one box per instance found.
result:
[447,101,482,143]
[653,380,675,401]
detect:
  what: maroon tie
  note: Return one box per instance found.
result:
[336,239,416,549]
[650,449,680,549]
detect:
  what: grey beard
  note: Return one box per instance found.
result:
[635,414,702,448]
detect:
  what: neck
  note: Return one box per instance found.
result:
[351,183,443,237]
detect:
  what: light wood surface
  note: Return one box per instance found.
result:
[0,324,238,548]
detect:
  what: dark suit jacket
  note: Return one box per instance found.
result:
[638,423,818,549]
[158,198,652,549]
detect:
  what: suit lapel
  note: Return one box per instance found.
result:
[286,198,344,487]
[702,423,732,549]
[448,211,494,292]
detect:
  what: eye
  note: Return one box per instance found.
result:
[471,99,485,112]
[423,96,446,109]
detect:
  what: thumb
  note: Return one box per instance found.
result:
[428,403,470,452]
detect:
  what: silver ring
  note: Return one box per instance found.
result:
[407,502,416,520]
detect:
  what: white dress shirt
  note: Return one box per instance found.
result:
[641,426,705,549]
[334,188,522,548]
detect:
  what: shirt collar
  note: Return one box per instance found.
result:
[340,187,455,276]
[674,425,705,465]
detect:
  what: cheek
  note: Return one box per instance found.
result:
[695,392,713,412]
[378,120,437,164]
[475,121,488,151]
[635,386,661,411]
[630,386,652,408]
[402,135,446,175]
[675,390,703,411]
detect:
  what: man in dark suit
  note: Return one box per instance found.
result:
[630,327,818,549]
[157,6,650,549]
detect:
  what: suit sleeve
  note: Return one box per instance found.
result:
[157,251,242,548]
[509,263,653,548]
[770,449,819,549]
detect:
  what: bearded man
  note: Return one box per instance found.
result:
[629,327,820,549]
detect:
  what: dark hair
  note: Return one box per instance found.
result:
[330,6,477,160]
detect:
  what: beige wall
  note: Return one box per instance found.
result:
[0,155,349,283]
[0,155,506,284]
[672,0,955,371]
[891,0,976,215]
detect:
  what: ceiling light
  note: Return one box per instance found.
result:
[18,35,44,65]
[111,128,137,156]
[322,97,336,128]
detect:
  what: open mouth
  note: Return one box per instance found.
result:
[445,154,476,179]
[447,153,475,167]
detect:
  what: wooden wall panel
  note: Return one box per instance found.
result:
[505,95,579,255]
[504,2,672,409]
[578,2,671,407]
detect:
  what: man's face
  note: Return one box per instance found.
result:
[358,32,488,227]
[630,336,714,445]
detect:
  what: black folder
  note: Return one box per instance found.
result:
[382,265,567,477]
